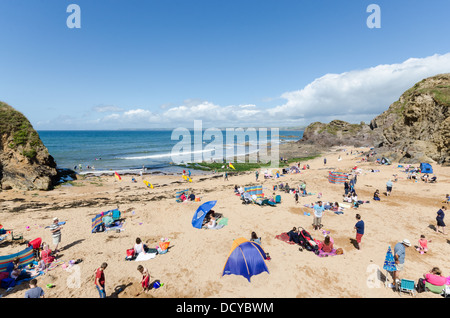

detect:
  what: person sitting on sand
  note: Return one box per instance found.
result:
[134,237,148,255]
[416,267,447,293]
[331,202,340,212]
[442,194,449,204]
[250,231,261,245]
[269,193,276,203]
[284,183,290,193]
[287,227,300,244]
[136,265,151,295]
[373,189,381,201]
[8,257,31,281]
[206,213,217,229]
[343,193,352,203]
[179,192,187,201]
[320,235,334,253]
[40,243,55,267]
[416,235,431,254]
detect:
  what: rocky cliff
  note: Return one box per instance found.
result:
[0,101,58,190]
[299,73,450,165]
[300,120,376,148]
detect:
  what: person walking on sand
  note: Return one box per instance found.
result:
[354,214,364,250]
[49,217,63,253]
[386,179,393,196]
[255,170,259,182]
[324,158,327,165]
[94,262,108,298]
[312,201,325,231]
[392,239,411,289]
[436,206,447,234]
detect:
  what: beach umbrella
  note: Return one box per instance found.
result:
[383,246,396,272]
[191,200,217,229]
[222,237,269,282]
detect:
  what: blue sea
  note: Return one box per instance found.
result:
[37,129,303,175]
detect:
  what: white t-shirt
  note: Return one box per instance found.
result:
[207,219,216,229]
[134,243,145,254]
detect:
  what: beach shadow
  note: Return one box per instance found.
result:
[378,269,388,283]
[62,239,85,251]
[428,224,436,231]
[108,283,132,298]
[349,238,358,249]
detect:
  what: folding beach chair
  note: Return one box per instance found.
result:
[425,282,445,295]
[11,231,24,243]
[398,279,416,296]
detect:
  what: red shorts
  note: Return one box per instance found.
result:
[356,233,363,243]
[141,276,150,289]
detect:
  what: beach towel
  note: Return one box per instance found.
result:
[135,252,157,262]
[275,233,296,245]
[46,260,65,271]
[217,217,228,226]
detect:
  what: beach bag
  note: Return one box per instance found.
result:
[336,248,343,255]
[126,249,135,257]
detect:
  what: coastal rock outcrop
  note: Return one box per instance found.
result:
[298,73,450,165]
[0,101,58,190]
[300,120,376,148]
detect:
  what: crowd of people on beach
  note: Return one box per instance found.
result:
[1,152,448,298]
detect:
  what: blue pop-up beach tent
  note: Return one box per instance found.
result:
[192,200,217,229]
[222,237,269,282]
[419,163,433,174]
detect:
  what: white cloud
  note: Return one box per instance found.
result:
[36,53,450,129]
[268,53,450,121]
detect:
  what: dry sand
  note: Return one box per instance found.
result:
[0,146,449,298]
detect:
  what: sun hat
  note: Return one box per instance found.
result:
[53,217,58,221]
[402,239,411,246]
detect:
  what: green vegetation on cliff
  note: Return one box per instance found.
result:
[0,101,42,159]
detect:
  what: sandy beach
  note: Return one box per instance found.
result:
[0,146,448,298]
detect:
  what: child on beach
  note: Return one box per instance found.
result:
[136,265,150,295]
[373,189,380,201]
[416,235,431,254]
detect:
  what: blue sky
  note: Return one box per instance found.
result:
[1,0,450,129]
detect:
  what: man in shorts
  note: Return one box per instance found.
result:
[386,179,393,196]
[354,214,364,250]
[392,239,411,289]
[313,201,325,230]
